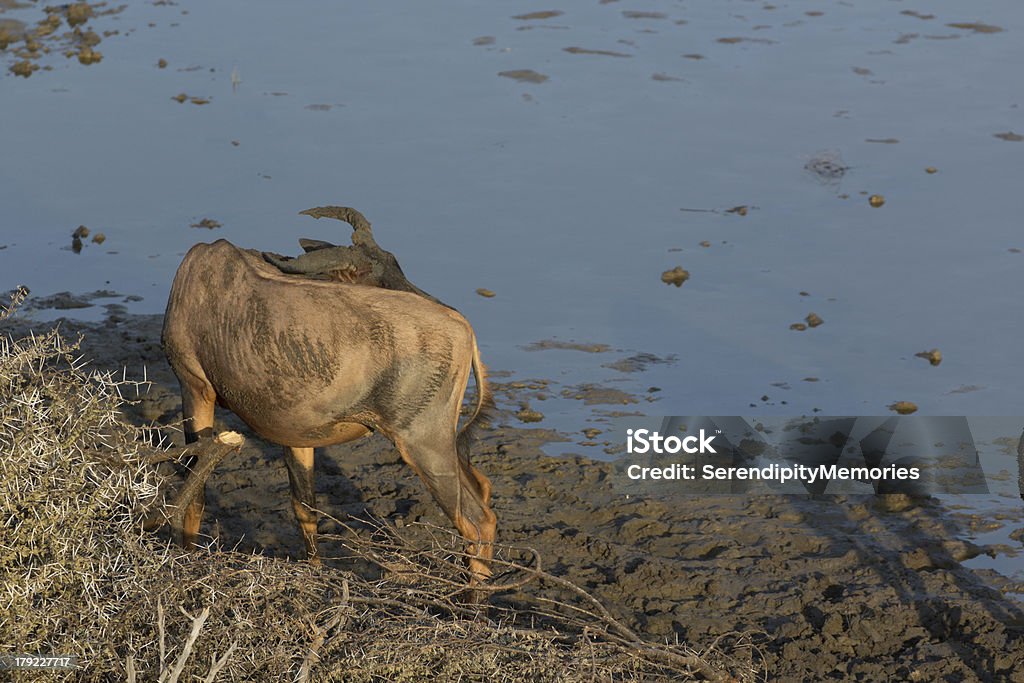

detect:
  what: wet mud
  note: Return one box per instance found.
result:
[4,311,1023,681]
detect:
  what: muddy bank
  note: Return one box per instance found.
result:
[4,312,1024,681]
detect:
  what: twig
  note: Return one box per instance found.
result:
[159,606,211,683]
[0,285,29,322]
[158,598,166,672]
[325,515,737,682]
[203,641,237,683]
[296,580,350,683]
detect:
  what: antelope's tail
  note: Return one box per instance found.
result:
[457,335,493,466]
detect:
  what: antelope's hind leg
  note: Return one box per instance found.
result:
[284,446,321,564]
[396,432,497,587]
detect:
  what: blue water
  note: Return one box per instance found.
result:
[3,0,1023,421]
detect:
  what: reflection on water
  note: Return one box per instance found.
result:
[1,1,1023,569]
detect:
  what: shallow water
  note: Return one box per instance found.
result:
[2,0,1022,583]
[3,0,1022,422]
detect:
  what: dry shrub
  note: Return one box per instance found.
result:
[0,319,756,682]
[0,328,160,667]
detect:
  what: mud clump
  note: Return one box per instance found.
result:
[171,93,211,105]
[623,11,667,20]
[9,59,37,77]
[77,46,101,65]
[1,2,118,77]
[603,352,677,373]
[498,69,549,83]
[71,225,90,253]
[789,312,822,331]
[190,218,222,229]
[1,24,21,46]
[915,348,942,366]
[563,46,632,58]
[475,288,496,298]
[512,10,563,20]
[515,406,545,423]
[661,266,690,287]
[869,194,886,207]
[66,3,93,27]
[716,36,776,45]
[947,22,1004,34]
[889,400,919,415]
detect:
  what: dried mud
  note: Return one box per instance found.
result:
[4,311,1023,681]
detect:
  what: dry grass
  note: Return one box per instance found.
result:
[0,312,759,681]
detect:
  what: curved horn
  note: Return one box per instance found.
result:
[299,206,377,248]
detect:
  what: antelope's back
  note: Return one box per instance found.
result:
[161,239,478,441]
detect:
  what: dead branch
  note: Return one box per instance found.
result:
[158,599,166,672]
[203,641,237,683]
[297,580,350,683]
[146,432,244,543]
[317,515,736,682]
[159,606,210,683]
